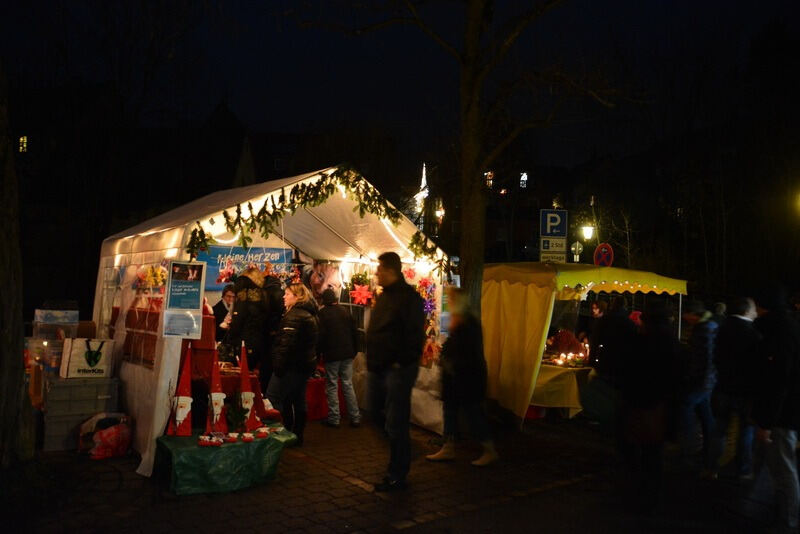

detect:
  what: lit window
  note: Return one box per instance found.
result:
[19,135,27,153]
[520,172,528,188]
[484,171,494,189]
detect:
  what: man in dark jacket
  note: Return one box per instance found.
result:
[679,299,718,471]
[318,288,361,428]
[751,287,800,531]
[366,252,425,492]
[260,272,286,388]
[710,297,761,478]
[228,268,270,384]
[590,296,636,387]
[212,284,236,341]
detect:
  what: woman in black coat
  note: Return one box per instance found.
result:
[427,288,498,466]
[266,282,319,445]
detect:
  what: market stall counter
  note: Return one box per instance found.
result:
[155,423,297,495]
[530,364,594,418]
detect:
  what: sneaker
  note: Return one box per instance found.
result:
[321,420,340,429]
[350,419,361,428]
[373,477,407,492]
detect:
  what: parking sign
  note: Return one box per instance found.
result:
[540,209,568,237]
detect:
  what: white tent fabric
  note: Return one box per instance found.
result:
[93,166,444,476]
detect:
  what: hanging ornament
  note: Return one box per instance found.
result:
[349,284,374,306]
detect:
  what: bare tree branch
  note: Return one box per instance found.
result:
[480,98,563,170]
[403,1,462,62]
[477,0,567,86]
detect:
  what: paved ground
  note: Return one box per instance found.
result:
[4,415,767,533]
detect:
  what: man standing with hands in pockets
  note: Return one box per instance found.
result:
[367,252,425,492]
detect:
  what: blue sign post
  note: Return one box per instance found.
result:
[539,209,568,263]
[539,209,568,237]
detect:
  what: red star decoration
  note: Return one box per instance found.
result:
[349,284,373,305]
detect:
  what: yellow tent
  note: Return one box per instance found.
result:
[481,262,687,419]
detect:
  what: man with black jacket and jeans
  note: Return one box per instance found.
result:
[367,252,425,492]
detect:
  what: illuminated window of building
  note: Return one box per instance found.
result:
[19,135,27,153]
[520,172,528,188]
[484,171,494,189]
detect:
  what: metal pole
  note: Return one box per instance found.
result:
[677,293,683,340]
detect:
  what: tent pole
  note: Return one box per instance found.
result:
[677,293,682,340]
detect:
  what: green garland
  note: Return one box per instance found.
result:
[185,167,402,258]
[409,231,451,276]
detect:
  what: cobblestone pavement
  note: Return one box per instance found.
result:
[6,416,761,533]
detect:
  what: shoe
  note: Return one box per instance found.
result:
[471,441,499,467]
[350,419,361,428]
[373,477,407,492]
[426,440,455,462]
[321,420,340,429]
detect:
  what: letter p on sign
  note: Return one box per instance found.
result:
[546,213,561,234]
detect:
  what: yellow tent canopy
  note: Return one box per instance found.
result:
[481,262,687,419]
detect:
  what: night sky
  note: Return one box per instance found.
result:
[3,0,800,317]
[4,0,795,165]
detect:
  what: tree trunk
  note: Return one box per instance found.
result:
[0,60,30,468]
[458,0,488,316]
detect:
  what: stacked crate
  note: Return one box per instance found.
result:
[42,376,120,451]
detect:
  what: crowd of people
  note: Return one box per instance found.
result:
[583,289,800,531]
[211,252,496,493]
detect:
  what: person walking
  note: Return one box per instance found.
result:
[751,286,800,532]
[679,300,719,473]
[426,288,497,466]
[366,252,425,492]
[318,288,361,428]
[267,282,319,446]
[619,303,681,512]
[709,297,761,479]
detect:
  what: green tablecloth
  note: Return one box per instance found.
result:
[155,425,297,495]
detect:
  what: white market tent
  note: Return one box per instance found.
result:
[93,166,446,476]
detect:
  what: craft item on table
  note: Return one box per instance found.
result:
[224,432,239,443]
[261,398,282,421]
[241,432,254,442]
[255,427,270,439]
[198,435,211,447]
[167,343,194,436]
[239,342,262,432]
[209,436,223,447]
[550,351,588,368]
[349,284,373,306]
[205,351,229,434]
[547,329,585,355]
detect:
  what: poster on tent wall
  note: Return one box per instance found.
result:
[195,246,293,291]
[163,261,206,339]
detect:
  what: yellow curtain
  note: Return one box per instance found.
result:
[481,280,556,418]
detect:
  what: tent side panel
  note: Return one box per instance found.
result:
[481,280,556,418]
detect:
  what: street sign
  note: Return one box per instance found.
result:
[540,252,567,263]
[570,241,583,262]
[539,209,568,237]
[540,237,567,253]
[593,243,614,266]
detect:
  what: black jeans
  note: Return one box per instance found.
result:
[368,363,419,482]
[267,370,309,439]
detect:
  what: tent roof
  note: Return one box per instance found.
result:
[483,262,686,296]
[101,166,441,264]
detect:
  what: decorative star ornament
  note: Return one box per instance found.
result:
[349,284,373,305]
